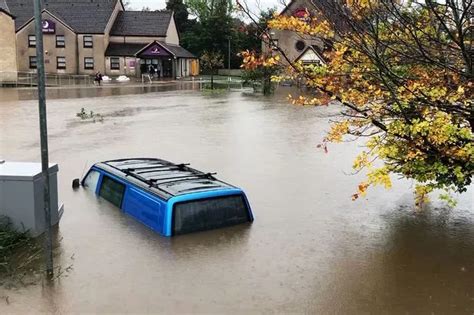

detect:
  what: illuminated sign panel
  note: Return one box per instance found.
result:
[42,20,56,34]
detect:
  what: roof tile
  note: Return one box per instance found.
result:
[106,41,196,59]
[5,0,117,33]
[110,11,172,37]
[105,43,147,56]
[0,0,10,13]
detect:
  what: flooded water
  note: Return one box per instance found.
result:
[0,81,202,102]
[0,85,473,313]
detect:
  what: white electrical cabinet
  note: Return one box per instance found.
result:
[0,161,63,237]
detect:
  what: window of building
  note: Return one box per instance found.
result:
[110,57,120,70]
[28,35,36,47]
[56,35,65,48]
[295,40,306,51]
[29,56,37,69]
[57,56,66,69]
[84,57,94,70]
[83,35,93,48]
[99,176,125,208]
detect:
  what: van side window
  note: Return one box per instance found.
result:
[99,176,125,208]
[83,170,100,192]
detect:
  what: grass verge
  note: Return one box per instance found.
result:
[0,216,42,288]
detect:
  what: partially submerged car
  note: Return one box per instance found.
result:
[78,158,254,236]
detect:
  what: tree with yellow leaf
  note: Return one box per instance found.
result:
[201,50,224,90]
[238,0,473,205]
[241,51,281,94]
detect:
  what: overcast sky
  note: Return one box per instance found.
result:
[128,0,284,14]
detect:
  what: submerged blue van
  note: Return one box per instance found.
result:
[80,158,254,236]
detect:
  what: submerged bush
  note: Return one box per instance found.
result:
[0,217,73,288]
[76,108,104,122]
[0,217,30,263]
[0,216,46,288]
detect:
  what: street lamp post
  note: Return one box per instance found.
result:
[33,0,54,277]
[228,37,231,82]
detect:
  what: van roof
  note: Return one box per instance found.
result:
[95,158,237,199]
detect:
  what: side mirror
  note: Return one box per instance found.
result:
[72,178,81,190]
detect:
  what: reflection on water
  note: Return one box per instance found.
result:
[0,86,472,313]
[317,206,474,313]
[0,82,201,101]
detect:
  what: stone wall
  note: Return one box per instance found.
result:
[0,12,17,82]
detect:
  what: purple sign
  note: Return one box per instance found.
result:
[42,19,56,34]
[139,43,171,58]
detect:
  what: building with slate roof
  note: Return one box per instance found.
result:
[0,0,198,78]
[0,0,17,83]
[263,0,336,65]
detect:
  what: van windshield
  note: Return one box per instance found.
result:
[173,195,249,235]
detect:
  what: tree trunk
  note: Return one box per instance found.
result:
[263,76,272,95]
[210,71,214,90]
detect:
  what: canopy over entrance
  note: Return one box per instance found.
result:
[136,42,175,78]
[104,41,198,78]
[137,42,173,58]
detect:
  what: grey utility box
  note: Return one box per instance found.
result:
[0,161,63,237]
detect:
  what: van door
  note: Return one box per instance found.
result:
[122,187,164,234]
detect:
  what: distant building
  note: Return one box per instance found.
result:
[0,0,18,83]
[264,0,334,65]
[1,0,198,78]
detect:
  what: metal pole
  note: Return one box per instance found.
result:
[228,37,231,74]
[228,37,231,87]
[33,0,54,277]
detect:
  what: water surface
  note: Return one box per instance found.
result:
[0,86,472,313]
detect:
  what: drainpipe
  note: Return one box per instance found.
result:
[173,56,177,79]
[76,34,79,75]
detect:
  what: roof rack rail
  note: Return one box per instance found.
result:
[150,172,216,183]
[100,159,231,197]
[135,164,190,175]
[106,159,164,165]
[120,168,175,195]
[123,163,188,172]
[151,173,217,186]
